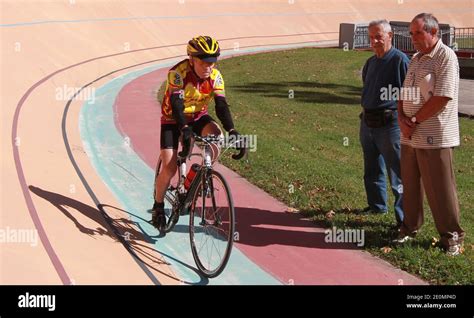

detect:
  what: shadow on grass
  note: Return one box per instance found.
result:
[229,81,362,105]
[300,207,408,249]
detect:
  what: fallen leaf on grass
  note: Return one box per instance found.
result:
[381,247,392,254]
[325,210,336,219]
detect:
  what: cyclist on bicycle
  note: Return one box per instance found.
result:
[151,35,246,230]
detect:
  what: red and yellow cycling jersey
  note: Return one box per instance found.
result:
[160,59,225,124]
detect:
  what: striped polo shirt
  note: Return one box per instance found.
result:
[401,39,460,149]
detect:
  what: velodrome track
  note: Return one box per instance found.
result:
[1,1,472,285]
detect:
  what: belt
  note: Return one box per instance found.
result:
[362,108,396,114]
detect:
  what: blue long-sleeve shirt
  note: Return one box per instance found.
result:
[361,47,409,110]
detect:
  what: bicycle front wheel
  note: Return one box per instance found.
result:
[189,170,235,278]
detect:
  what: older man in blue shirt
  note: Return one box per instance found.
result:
[360,19,409,227]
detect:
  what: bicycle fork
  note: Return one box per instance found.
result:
[198,170,221,227]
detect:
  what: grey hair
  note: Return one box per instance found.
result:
[368,19,392,33]
[412,13,439,35]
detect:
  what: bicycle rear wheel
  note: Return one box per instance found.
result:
[189,170,234,278]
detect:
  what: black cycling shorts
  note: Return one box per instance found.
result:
[160,114,216,149]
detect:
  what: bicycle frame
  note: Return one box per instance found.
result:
[165,136,218,222]
[185,140,217,204]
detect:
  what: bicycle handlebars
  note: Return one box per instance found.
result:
[178,133,247,161]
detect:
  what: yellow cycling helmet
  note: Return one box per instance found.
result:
[187,36,220,62]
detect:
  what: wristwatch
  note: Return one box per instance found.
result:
[411,116,420,124]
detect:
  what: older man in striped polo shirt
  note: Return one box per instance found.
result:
[395,13,464,256]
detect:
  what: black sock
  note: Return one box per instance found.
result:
[153,201,164,209]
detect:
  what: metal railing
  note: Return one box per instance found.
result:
[453,27,474,50]
[354,25,370,49]
[391,26,413,52]
[352,24,472,52]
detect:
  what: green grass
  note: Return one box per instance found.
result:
[159,48,473,284]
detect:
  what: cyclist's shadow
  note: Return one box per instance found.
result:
[29,185,147,243]
[29,185,206,284]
